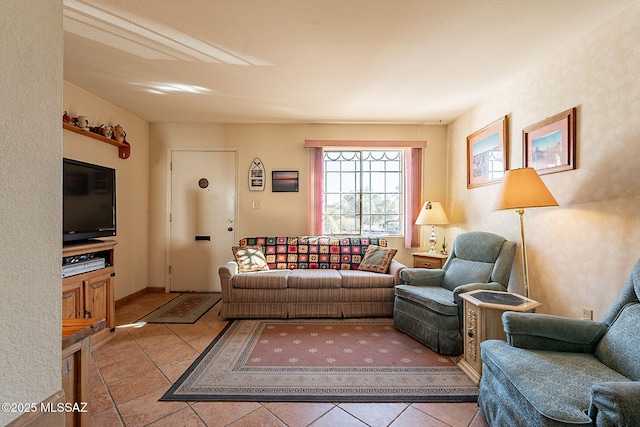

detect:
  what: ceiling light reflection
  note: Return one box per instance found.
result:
[137,83,213,95]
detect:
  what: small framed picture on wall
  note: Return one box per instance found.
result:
[523,107,576,175]
[272,170,299,192]
[466,116,508,188]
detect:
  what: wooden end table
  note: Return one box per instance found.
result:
[411,252,448,269]
[457,290,541,385]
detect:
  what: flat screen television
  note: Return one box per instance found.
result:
[63,158,116,244]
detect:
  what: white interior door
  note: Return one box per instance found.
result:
[170,150,236,292]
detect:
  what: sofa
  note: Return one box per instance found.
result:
[478,258,640,427]
[219,236,406,319]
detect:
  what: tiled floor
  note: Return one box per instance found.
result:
[90,292,489,427]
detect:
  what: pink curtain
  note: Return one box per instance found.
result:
[404,147,422,248]
[312,147,324,235]
[305,140,424,247]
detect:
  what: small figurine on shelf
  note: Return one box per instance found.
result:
[112,124,126,143]
[440,237,448,255]
[100,125,113,139]
[62,111,74,125]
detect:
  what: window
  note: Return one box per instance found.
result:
[323,150,403,236]
[305,140,424,248]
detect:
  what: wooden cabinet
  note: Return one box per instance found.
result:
[62,280,84,319]
[62,240,116,346]
[457,290,540,385]
[412,252,448,269]
[62,318,105,427]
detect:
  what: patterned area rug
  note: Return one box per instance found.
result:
[161,318,478,402]
[138,293,221,324]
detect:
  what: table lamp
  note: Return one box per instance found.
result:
[415,201,450,254]
[493,168,558,298]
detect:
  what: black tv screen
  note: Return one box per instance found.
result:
[63,158,116,243]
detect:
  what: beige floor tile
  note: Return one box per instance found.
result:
[91,406,124,427]
[116,302,147,317]
[309,406,369,427]
[157,354,199,383]
[117,387,187,427]
[144,339,199,366]
[98,350,157,383]
[146,407,206,426]
[92,336,142,367]
[89,373,116,414]
[227,406,287,427]
[389,406,448,427]
[108,367,170,405]
[191,401,263,427]
[116,307,149,326]
[264,402,335,427]
[339,402,408,426]
[411,402,479,426]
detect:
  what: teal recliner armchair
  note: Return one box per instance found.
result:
[394,231,516,355]
[479,258,640,426]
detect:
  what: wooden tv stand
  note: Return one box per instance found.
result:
[62,240,116,346]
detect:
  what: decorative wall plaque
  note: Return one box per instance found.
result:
[249,158,265,191]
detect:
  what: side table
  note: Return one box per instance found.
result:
[457,290,541,385]
[412,252,448,269]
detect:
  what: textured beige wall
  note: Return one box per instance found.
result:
[0,2,62,424]
[63,82,150,300]
[148,123,447,288]
[447,2,640,320]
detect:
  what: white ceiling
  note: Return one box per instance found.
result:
[63,0,636,124]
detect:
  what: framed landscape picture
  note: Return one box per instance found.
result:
[467,116,508,188]
[272,170,299,192]
[523,108,576,175]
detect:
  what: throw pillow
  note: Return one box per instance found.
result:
[358,245,397,273]
[232,245,269,273]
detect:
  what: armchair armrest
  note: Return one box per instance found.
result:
[452,282,505,304]
[502,312,608,352]
[399,267,445,287]
[588,381,640,427]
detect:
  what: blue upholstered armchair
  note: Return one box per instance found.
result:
[393,231,516,355]
[479,258,640,426]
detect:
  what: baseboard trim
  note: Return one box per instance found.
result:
[115,287,166,308]
[6,389,66,427]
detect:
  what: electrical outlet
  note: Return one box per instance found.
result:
[581,307,593,320]
[252,200,261,210]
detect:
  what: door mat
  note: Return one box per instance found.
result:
[161,318,477,402]
[138,293,221,324]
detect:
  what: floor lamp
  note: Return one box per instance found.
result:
[415,201,450,254]
[494,168,558,298]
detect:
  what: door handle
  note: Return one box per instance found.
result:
[195,235,211,241]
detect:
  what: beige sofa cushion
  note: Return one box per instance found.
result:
[287,269,342,289]
[339,270,395,288]
[232,270,290,289]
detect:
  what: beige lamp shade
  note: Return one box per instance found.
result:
[493,167,558,298]
[494,168,558,211]
[415,201,450,225]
